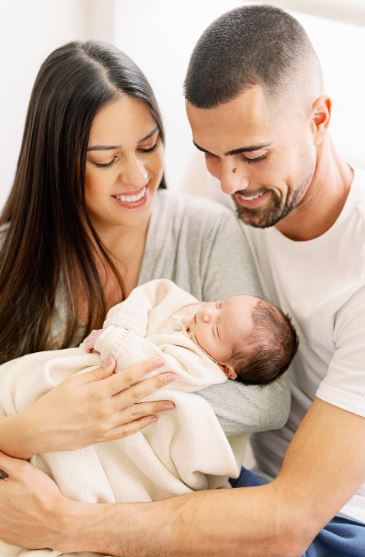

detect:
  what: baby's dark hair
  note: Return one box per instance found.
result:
[231,298,299,386]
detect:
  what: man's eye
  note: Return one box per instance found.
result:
[205,152,218,160]
[243,154,268,165]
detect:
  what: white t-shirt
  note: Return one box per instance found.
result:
[243,166,365,524]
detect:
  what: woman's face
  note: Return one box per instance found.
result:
[85,94,164,233]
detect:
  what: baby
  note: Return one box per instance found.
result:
[85,278,298,387]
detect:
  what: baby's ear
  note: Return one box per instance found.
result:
[221,363,237,380]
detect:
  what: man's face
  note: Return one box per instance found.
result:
[186,85,316,228]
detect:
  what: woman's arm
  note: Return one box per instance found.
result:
[0,357,176,459]
[198,373,290,435]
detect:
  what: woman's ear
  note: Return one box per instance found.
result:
[221,363,237,380]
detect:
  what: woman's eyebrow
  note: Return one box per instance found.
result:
[87,144,121,152]
[87,126,159,152]
[138,126,159,143]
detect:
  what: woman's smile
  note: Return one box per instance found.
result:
[112,185,149,209]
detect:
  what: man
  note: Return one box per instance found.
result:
[0,5,364,556]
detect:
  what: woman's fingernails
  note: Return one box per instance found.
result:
[163,402,175,410]
[152,357,165,367]
[165,373,177,383]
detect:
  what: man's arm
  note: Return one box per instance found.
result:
[1,398,364,557]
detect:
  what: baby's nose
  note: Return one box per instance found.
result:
[198,305,215,322]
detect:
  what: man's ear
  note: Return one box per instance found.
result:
[221,363,237,380]
[311,95,332,145]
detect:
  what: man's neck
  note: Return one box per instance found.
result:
[276,137,353,241]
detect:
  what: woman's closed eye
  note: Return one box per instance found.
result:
[93,157,117,168]
[138,141,159,154]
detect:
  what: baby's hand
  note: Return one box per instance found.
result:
[84,329,103,352]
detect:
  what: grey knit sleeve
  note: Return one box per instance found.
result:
[197,374,291,436]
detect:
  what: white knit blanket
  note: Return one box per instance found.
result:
[0,346,245,557]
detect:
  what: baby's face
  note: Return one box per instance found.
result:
[186,295,258,378]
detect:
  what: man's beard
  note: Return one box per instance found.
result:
[234,170,313,229]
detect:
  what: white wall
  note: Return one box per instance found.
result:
[0,0,114,209]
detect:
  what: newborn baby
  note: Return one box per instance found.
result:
[85,279,298,386]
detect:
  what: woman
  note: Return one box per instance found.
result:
[0,41,289,548]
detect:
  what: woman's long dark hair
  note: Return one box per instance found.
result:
[0,41,166,363]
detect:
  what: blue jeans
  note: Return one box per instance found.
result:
[231,468,365,556]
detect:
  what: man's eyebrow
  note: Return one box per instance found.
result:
[193,141,271,157]
[87,126,159,152]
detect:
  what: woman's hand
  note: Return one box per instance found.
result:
[10,357,176,458]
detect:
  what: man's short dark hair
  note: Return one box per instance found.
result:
[231,298,299,386]
[184,4,318,108]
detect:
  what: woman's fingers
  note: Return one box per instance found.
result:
[18,357,177,453]
[99,400,176,440]
[81,356,117,383]
[102,357,175,397]
[113,374,176,411]
[119,399,175,422]
[101,415,160,441]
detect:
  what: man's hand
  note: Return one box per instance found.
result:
[0,452,67,550]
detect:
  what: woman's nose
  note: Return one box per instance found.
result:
[119,156,149,189]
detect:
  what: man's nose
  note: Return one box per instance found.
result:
[220,160,250,195]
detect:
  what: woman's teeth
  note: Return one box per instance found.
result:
[115,187,147,202]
